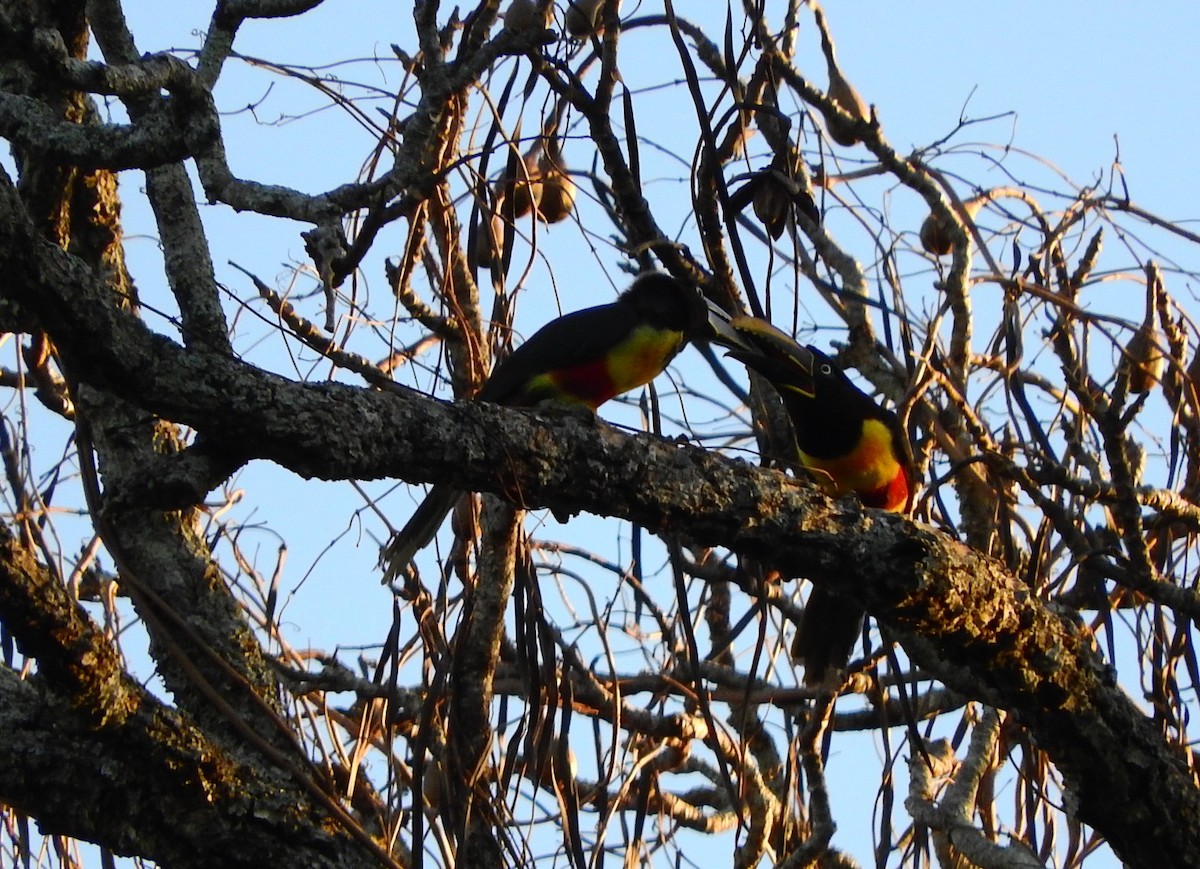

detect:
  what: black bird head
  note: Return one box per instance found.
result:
[709,314,821,399]
[707,314,903,463]
[619,272,710,339]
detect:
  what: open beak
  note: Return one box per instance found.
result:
[705,299,753,350]
[706,311,818,398]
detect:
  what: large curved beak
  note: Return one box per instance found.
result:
[708,313,818,399]
[705,300,752,349]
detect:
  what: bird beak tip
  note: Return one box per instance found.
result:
[704,300,753,350]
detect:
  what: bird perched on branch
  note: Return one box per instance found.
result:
[709,313,914,685]
[381,272,712,583]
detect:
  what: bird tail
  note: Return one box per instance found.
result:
[380,484,462,583]
[791,585,864,687]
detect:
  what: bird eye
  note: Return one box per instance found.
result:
[819,363,833,375]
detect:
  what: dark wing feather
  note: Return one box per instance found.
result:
[479,300,641,405]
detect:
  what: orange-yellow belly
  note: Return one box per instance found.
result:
[602,325,685,393]
[525,325,684,409]
[801,418,909,512]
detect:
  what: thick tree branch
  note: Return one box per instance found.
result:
[0,667,388,868]
[0,519,136,722]
[0,92,206,169]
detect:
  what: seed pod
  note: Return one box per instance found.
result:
[823,70,869,147]
[537,166,576,223]
[496,147,543,219]
[919,193,989,257]
[814,7,869,146]
[535,133,575,223]
[730,154,819,240]
[1125,323,1165,394]
[422,763,447,811]
[918,213,953,257]
[1122,267,1166,394]
[564,0,604,38]
[752,175,790,240]
[475,213,504,267]
[503,0,543,32]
